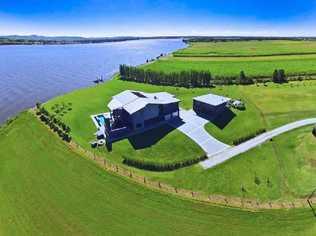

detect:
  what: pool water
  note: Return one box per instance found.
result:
[95,115,108,127]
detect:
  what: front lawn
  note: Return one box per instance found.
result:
[44,78,316,201]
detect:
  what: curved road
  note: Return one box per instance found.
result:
[200,118,316,169]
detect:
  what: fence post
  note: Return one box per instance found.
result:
[143,177,146,184]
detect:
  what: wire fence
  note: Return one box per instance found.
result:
[31,109,315,211]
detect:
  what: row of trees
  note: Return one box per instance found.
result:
[120,65,295,87]
[122,155,207,171]
[120,64,213,87]
[36,103,72,142]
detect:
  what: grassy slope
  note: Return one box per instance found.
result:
[175,40,316,57]
[2,112,316,235]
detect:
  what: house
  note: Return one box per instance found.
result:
[105,90,180,140]
[193,93,231,116]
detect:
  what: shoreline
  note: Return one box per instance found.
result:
[0,37,184,46]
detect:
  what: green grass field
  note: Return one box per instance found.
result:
[1,112,316,235]
[44,78,316,201]
[144,40,316,77]
[152,125,316,201]
[174,40,316,57]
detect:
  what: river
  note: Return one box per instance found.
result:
[0,39,185,124]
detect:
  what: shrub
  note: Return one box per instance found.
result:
[267,178,272,188]
[35,102,41,109]
[254,176,261,185]
[272,69,288,83]
[236,71,254,85]
[122,155,207,171]
[241,185,247,193]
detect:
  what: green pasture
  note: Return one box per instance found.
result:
[1,112,316,235]
[175,40,316,57]
[143,40,316,77]
[145,55,316,77]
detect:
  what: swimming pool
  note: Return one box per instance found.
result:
[95,115,108,127]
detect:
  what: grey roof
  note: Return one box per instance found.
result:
[108,90,180,114]
[194,93,231,106]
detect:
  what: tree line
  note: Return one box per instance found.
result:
[120,64,213,88]
[119,64,292,87]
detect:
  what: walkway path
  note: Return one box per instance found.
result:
[170,109,230,156]
[201,118,316,169]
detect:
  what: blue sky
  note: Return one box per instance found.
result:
[1,0,316,36]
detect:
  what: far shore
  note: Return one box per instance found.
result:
[0,36,184,46]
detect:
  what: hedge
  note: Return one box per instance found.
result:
[233,129,266,145]
[122,155,207,171]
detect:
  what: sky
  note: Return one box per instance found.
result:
[1,0,316,37]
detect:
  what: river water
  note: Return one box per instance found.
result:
[0,39,185,124]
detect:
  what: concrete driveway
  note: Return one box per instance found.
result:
[169,109,230,156]
[200,118,316,169]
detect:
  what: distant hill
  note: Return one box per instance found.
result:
[1,35,87,41]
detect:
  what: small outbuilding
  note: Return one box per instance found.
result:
[193,93,231,116]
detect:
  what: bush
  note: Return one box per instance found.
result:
[272,69,288,83]
[236,71,254,85]
[122,155,207,171]
[254,176,261,185]
[35,102,41,109]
